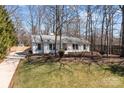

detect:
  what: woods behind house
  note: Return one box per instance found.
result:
[0,5,124,58]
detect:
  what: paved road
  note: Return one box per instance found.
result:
[0,51,25,88]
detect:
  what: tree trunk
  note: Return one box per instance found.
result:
[101,6,106,53]
[120,6,124,57]
[59,6,64,50]
[55,5,61,56]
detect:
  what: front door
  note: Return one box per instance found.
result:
[63,43,67,50]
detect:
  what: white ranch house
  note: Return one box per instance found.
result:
[31,34,90,54]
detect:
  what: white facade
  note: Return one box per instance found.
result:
[31,35,90,54]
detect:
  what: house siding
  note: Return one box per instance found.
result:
[64,44,90,54]
[32,43,43,54]
[32,42,90,54]
[44,43,49,54]
[31,35,90,54]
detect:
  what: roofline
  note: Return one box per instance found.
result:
[31,34,90,44]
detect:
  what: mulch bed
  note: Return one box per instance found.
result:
[25,51,124,66]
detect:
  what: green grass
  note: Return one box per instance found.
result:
[13,58,124,88]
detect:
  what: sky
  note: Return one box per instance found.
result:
[6,5,122,38]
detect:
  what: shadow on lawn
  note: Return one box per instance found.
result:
[106,64,124,76]
[23,56,59,69]
[21,56,73,74]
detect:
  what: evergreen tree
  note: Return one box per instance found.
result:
[0,6,16,59]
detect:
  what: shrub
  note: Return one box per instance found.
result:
[58,49,65,58]
[100,50,105,55]
[28,49,32,54]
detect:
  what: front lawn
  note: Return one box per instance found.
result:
[13,57,124,88]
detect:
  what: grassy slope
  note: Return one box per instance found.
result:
[13,59,124,88]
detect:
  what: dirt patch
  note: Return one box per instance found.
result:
[10,46,30,52]
[0,59,4,64]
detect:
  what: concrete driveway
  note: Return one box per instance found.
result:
[0,51,26,88]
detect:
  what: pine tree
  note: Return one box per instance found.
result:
[0,6,16,59]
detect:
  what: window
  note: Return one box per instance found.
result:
[37,43,41,50]
[84,44,86,50]
[49,44,52,50]
[73,44,75,50]
[49,44,55,50]
[72,44,78,50]
[76,44,78,50]
[53,44,55,50]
